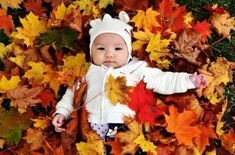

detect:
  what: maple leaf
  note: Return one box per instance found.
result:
[105,75,133,105]
[61,53,89,86]
[24,128,45,151]
[134,134,157,155]
[36,27,78,50]
[64,6,83,32]
[194,124,217,153]
[0,75,21,93]
[23,61,47,83]
[194,20,211,42]
[221,129,235,154]
[37,89,56,108]
[73,0,100,17]
[23,0,46,17]
[76,131,104,155]
[159,0,187,33]
[164,106,201,146]
[131,8,160,32]
[0,108,31,144]
[0,0,23,10]
[174,30,207,65]
[11,12,48,47]
[210,12,235,39]
[31,117,50,130]
[116,117,142,154]
[114,0,148,11]
[7,85,43,113]
[0,43,12,59]
[200,57,231,104]
[0,9,14,36]
[106,140,123,155]
[128,81,163,124]
[98,0,113,9]
[183,12,193,28]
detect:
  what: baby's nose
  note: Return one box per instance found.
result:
[105,50,114,57]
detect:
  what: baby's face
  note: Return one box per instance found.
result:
[91,33,128,68]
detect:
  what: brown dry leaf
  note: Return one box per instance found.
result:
[64,7,83,32]
[116,117,142,154]
[105,75,133,105]
[210,12,235,39]
[40,45,55,64]
[24,128,45,151]
[174,30,208,66]
[7,85,43,113]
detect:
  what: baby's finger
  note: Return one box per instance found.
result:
[55,127,65,132]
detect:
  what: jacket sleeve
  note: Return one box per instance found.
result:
[143,67,196,95]
[54,88,75,120]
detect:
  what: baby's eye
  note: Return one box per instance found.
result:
[115,47,122,50]
[97,47,105,50]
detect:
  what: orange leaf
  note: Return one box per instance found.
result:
[194,20,211,42]
[221,129,235,154]
[164,106,201,146]
[0,9,14,36]
[24,128,45,151]
[106,140,123,155]
[37,89,56,108]
[114,0,148,11]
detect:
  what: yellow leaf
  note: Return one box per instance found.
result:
[24,61,47,83]
[24,128,45,151]
[0,43,12,59]
[76,131,104,155]
[205,149,216,155]
[11,12,48,47]
[105,75,133,105]
[98,0,113,9]
[134,134,157,155]
[156,59,171,70]
[73,0,94,15]
[0,75,21,93]
[131,8,160,31]
[0,0,23,10]
[9,55,26,68]
[0,139,4,149]
[184,12,194,27]
[31,118,50,130]
[54,2,67,20]
[210,12,235,39]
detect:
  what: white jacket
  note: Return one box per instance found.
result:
[55,57,195,123]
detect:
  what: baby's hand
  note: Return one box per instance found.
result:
[189,72,207,89]
[52,114,66,132]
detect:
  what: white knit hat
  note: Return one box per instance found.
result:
[89,11,133,62]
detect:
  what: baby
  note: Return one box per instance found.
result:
[52,11,206,139]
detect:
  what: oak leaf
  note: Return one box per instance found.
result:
[0,75,21,93]
[11,12,48,47]
[0,9,14,36]
[0,0,23,10]
[76,131,104,155]
[116,117,142,154]
[23,0,46,17]
[164,106,201,146]
[210,12,235,39]
[7,85,43,113]
[105,75,133,105]
[0,108,31,144]
[24,128,45,151]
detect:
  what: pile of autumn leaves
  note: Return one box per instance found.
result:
[0,0,235,154]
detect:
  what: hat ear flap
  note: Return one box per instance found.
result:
[119,11,130,23]
[90,18,101,28]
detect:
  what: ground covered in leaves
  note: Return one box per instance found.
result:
[0,0,234,155]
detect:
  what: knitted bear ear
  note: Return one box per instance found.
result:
[89,18,101,28]
[119,11,130,23]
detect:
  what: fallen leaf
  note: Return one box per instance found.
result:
[105,75,133,105]
[23,0,47,17]
[0,9,14,36]
[106,140,123,155]
[0,75,21,93]
[0,0,23,10]
[31,118,50,130]
[221,129,235,154]
[24,128,45,151]
[134,134,157,155]
[194,20,211,42]
[0,139,5,149]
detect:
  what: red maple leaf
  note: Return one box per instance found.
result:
[194,20,211,42]
[128,81,163,124]
[23,0,47,17]
[0,9,14,36]
[37,89,56,108]
[159,0,187,33]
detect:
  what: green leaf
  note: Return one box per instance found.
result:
[0,108,32,144]
[36,27,78,51]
